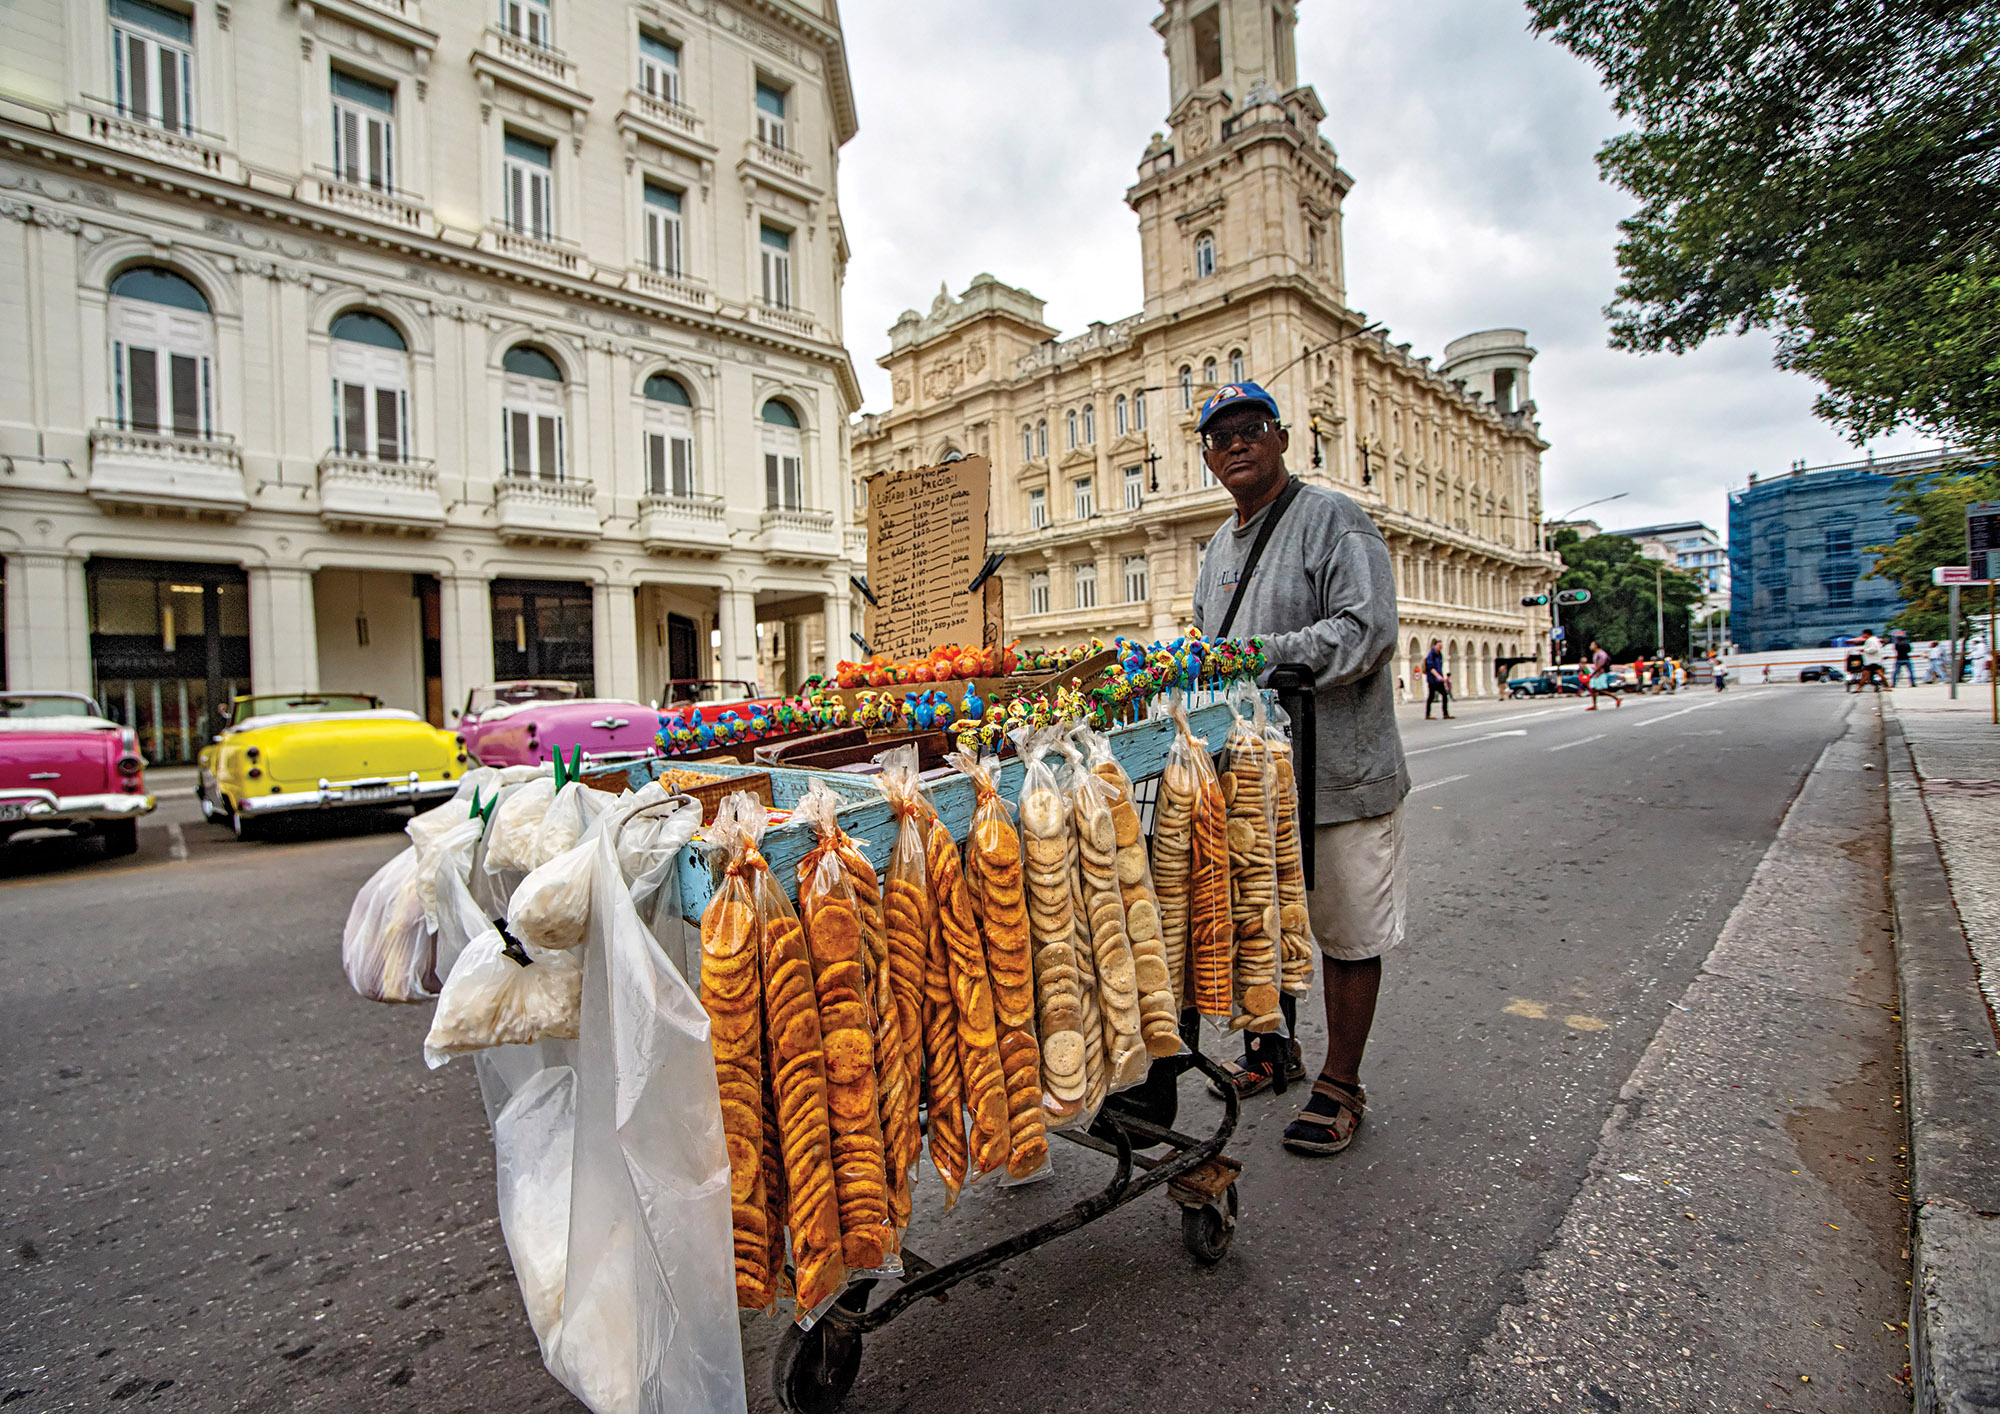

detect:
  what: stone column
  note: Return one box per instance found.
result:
[821,588,851,675]
[248,566,319,696]
[783,618,807,693]
[1146,526,1178,635]
[4,550,91,694]
[717,586,759,689]
[594,581,640,702]
[438,573,493,725]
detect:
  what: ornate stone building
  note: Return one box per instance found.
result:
[852,0,1558,698]
[0,0,864,761]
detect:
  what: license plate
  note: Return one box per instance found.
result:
[343,785,395,802]
[0,802,27,822]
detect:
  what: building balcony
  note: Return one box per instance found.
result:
[87,422,246,519]
[756,506,838,564]
[316,452,444,534]
[76,98,232,179]
[495,476,600,545]
[479,26,578,89]
[627,268,713,312]
[844,526,868,563]
[743,138,813,188]
[637,492,727,556]
[485,226,586,275]
[303,173,431,234]
[626,89,702,141]
[751,300,815,339]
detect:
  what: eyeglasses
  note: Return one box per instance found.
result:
[1200,417,1282,452]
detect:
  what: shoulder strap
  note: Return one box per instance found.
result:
[1216,476,1304,639]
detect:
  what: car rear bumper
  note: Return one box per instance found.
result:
[0,790,156,826]
[236,772,459,816]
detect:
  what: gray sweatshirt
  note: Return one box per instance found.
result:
[1192,480,1410,823]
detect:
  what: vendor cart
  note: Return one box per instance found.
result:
[619,690,1308,1413]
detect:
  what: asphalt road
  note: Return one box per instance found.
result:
[0,684,1884,1412]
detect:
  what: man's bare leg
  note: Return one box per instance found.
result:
[1319,955,1382,1086]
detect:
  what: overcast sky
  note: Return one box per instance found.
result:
[833,0,1941,539]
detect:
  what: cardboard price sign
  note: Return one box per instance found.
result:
[863,457,1002,661]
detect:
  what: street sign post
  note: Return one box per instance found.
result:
[1966,503,2000,722]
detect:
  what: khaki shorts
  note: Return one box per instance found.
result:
[1308,806,1407,961]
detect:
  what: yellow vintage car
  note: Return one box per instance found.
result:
[197,692,466,840]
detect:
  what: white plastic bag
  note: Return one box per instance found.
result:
[533,781,590,868]
[423,928,582,1066]
[341,848,438,1002]
[511,841,596,952]
[486,776,556,874]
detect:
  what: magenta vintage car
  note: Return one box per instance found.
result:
[0,691,155,856]
[457,681,663,770]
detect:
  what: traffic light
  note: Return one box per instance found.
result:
[1521,594,1550,606]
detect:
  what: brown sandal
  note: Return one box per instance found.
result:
[1205,1041,1305,1101]
[1282,1079,1365,1156]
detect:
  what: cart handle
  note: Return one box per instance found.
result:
[1265,663,1316,889]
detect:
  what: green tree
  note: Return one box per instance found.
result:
[1525,0,2000,453]
[1869,461,2000,637]
[1550,530,1708,661]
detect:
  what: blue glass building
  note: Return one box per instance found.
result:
[1727,449,1961,651]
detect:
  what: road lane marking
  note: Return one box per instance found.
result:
[1630,700,1718,728]
[1548,733,1605,753]
[1406,729,1528,757]
[1449,707,1561,730]
[1409,773,1468,794]
[167,822,187,861]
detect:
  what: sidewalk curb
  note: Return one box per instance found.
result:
[1883,699,2000,1412]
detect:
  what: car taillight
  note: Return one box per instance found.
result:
[247,768,263,780]
[456,752,468,764]
[116,755,143,776]
[246,746,261,762]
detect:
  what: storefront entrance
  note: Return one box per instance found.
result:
[88,558,250,764]
[490,579,593,693]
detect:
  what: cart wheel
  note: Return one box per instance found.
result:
[1181,1182,1239,1265]
[772,1315,863,1414]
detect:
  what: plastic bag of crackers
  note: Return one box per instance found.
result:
[925,762,1013,1186]
[1260,696,1318,996]
[951,748,1050,1182]
[1221,687,1287,1036]
[1073,723,1186,1061]
[1015,726,1099,1126]
[1163,696,1236,1024]
[875,746,969,1209]
[1056,734,1150,1093]
[794,797,901,1275]
[699,792,849,1324]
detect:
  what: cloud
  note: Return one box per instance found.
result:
[835,0,1941,538]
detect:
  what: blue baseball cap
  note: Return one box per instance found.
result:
[1196,380,1282,431]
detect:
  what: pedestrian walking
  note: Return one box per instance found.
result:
[1926,640,1946,683]
[1761,663,1770,684]
[1187,379,1409,1158]
[1890,629,1917,687]
[1585,641,1620,710]
[1862,630,1886,692]
[1423,639,1452,719]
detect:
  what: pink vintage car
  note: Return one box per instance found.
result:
[0,691,155,856]
[456,681,664,770]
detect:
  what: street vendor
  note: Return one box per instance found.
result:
[1190,380,1409,1157]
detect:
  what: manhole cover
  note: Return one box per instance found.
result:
[1924,778,2000,798]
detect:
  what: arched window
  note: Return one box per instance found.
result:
[642,373,695,498]
[1114,393,1128,437]
[1193,231,1216,279]
[1081,403,1095,445]
[1202,356,1217,385]
[1228,348,1245,382]
[329,310,409,460]
[761,398,804,509]
[1066,409,1078,449]
[1035,418,1048,459]
[1179,366,1193,409]
[502,343,565,480]
[1133,388,1147,430]
[109,265,214,437]
[1022,423,1034,463]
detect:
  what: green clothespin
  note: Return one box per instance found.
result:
[552,751,568,790]
[469,786,495,838]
